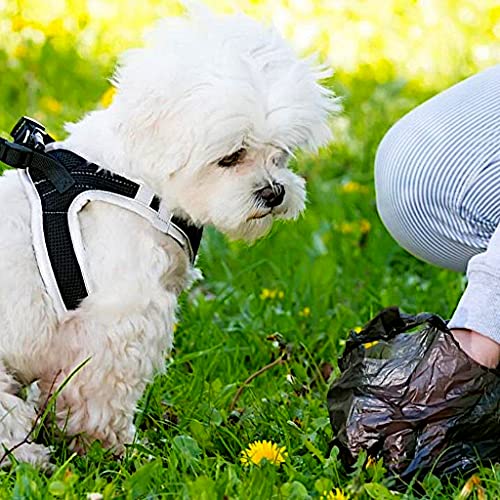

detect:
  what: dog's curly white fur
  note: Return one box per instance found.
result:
[0,6,338,467]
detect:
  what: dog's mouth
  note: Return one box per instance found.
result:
[246,210,273,221]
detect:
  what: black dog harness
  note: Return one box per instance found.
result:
[0,117,203,317]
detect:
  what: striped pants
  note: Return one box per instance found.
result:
[375,65,500,344]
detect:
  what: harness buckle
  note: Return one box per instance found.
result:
[11,116,54,151]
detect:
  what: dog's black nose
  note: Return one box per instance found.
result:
[257,183,285,208]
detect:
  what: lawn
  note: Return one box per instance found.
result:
[1,2,499,499]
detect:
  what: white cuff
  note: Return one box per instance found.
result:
[449,266,500,345]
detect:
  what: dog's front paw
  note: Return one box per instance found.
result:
[68,433,92,456]
[0,441,53,471]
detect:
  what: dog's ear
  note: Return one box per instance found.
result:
[258,56,340,154]
[110,38,198,176]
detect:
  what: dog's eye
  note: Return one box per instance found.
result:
[218,148,246,167]
[272,153,288,166]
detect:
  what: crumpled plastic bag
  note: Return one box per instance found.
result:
[327,307,500,480]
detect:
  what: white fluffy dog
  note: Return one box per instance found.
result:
[0,6,337,467]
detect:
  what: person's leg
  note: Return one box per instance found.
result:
[375,65,500,367]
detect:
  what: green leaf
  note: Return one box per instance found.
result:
[314,478,333,494]
[189,420,212,448]
[280,481,311,499]
[364,482,400,499]
[173,435,202,464]
[187,476,217,500]
[123,460,162,499]
[48,481,66,497]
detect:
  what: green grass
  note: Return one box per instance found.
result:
[1,39,498,499]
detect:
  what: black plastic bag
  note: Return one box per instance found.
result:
[327,307,500,480]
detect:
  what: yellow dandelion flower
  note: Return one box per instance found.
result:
[240,440,287,467]
[360,219,372,234]
[260,288,283,300]
[321,488,349,500]
[339,222,355,234]
[366,455,376,468]
[363,340,379,349]
[11,15,28,33]
[12,44,28,60]
[100,86,116,108]
[44,18,65,38]
[299,306,311,317]
[341,181,368,194]
[40,96,62,114]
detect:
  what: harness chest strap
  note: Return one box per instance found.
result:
[1,143,202,318]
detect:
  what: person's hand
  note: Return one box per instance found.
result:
[452,328,500,368]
